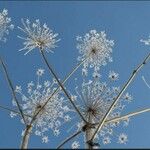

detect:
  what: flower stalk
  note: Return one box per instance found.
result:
[90,52,150,142]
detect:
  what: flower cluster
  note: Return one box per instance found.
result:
[74,76,132,145]
[0,9,14,42]
[77,30,114,76]
[11,69,71,143]
[18,19,60,55]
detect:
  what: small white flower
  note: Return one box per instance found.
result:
[36,69,45,76]
[10,112,17,118]
[18,19,60,55]
[123,92,133,102]
[71,141,80,149]
[0,8,14,42]
[42,136,49,143]
[118,133,128,144]
[108,71,119,81]
[77,30,114,74]
[140,38,150,45]
[103,136,111,145]
[15,86,22,93]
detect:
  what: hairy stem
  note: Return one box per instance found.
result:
[0,56,27,125]
[20,125,32,149]
[40,50,87,123]
[90,52,150,142]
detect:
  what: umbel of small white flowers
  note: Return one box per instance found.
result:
[0,9,14,42]
[10,68,72,143]
[72,73,132,147]
[76,30,114,77]
[18,19,60,55]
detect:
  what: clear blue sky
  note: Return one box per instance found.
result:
[0,1,150,148]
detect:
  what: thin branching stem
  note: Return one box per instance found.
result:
[40,50,87,123]
[56,107,150,149]
[90,52,150,142]
[0,104,32,118]
[29,56,87,125]
[20,55,87,149]
[57,130,82,149]
[105,107,150,124]
[0,56,27,125]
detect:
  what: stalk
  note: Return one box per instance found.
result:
[20,125,32,149]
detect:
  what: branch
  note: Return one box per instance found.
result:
[40,50,87,123]
[30,56,87,125]
[105,107,150,124]
[57,130,82,149]
[0,56,27,125]
[90,52,150,142]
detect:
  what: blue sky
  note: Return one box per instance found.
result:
[0,1,150,148]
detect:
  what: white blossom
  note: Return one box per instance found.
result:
[42,136,49,143]
[103,136,111,145]
[108,71,119,81]
[18,19,60,55]
[118,133,128,144]
[12,68,71,142]
[71,141,80,149]
[0,9,14,42]
[74,77,132,145]
[77,30,114,75]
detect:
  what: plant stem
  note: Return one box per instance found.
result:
[57,130,82,149]
[105,107,150,124]
[85,114,94,149]
[20,125,32,149]
[40,50,87,123]
[30,56,87,125]
[0,56,27,125]
[90,52,150,142]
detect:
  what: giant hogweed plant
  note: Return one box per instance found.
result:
[0,9,150,149]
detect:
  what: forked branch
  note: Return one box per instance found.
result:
[90,52,150,142]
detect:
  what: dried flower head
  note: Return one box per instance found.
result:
[0,9,14,42]
[74,77,132,145]
[11,68,71,142]
[18,19,60,55]
[77,30,114,76]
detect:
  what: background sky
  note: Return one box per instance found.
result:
[0,1,150,148]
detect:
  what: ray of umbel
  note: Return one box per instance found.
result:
[0,56,27,125]
[28,56,87,128]
[40,50,87,123]
[90,52,150,143]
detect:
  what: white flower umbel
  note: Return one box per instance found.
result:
[12,69,71,142]
[75,78,132,146]
[0,9,14,42]
[77,30,114,76]
[18,19,60,55]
